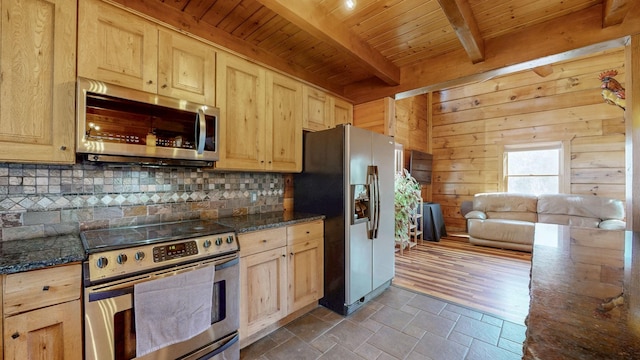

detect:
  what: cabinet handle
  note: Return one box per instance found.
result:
[262,239,267,243]
[147,80,153,85]
[11,332,19,339]
[161,84,167,89]
[290,252,294,256]
[282,254,286,258]
[42,285,50,291]
[306,231,310,234]
[59,145,67,151]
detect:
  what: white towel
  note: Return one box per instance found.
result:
[134,265,215,357]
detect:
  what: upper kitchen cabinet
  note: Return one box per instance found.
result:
[216,53,302,172]
[78,0,157,93]
[78,0,215,105]
[157,29,215,105]
[0,0,76,164]
[215,53,266,171]
[302,86,332,131]
[302,85,353,131]
[265,72,302,172]
[333,97,354,127]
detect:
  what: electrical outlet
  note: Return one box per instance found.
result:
[251,192,257,203]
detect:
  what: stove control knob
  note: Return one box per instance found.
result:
[117,253,128,265]
[203,239,212,248]
[226,235,234,244]
[96,257,108,269]
[215,237,223,246]
[135,251,145,261]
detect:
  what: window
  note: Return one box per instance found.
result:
[502,142,565,195]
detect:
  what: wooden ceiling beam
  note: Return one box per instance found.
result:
[345,3,640,103]
[603,0,634,27]
[436,0,485,64]
[255,0,401,86]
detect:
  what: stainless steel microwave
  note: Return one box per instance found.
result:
[76,77,219,166]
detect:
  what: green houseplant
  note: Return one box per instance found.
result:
[394,169,422,249]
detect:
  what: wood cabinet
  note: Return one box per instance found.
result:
[286,220,324,313]
[266,72,303,172]
[3,264,82,360]
[239,228,287,338]
[302,85,353,131]
[302,86,333,131]
[333,97,354,127]
[78,0,215,104]
[0,0,76,164]
[239,220,324,341]
[216,53,302,172]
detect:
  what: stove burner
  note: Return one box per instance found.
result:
[80,219,235,254]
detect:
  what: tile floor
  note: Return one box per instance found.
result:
[240,285,526,360]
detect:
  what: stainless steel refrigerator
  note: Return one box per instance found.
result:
[294,124,395,315]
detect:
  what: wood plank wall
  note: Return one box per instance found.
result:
[354,94,433,201]
[395,95,432,202]
[431,48,626,232]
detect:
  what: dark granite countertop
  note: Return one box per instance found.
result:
[524,223,640,359]
[0,234,85,275]
[0,212,323,275]
[215,211,325,233]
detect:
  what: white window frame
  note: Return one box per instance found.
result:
[498,141,570,194]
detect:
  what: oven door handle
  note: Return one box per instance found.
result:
[88,286,133,302]
[88,257,238,302]
[215,256,238,270]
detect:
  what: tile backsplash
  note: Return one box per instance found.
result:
[0,162,284,241]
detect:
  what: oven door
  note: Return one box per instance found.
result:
[84,254,239,360]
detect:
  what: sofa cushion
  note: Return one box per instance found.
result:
[467,219,535,246]
[537,194,625,227]
[473,193,538,223]
[599,219,626,230]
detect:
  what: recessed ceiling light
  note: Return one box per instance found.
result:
[345,0,356,10]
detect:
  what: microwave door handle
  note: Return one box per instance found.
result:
[195,108,206,154]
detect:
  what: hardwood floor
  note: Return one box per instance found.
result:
[393,235,532,324]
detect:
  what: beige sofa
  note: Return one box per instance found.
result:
[464,192,626,252]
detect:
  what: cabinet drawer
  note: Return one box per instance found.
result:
[4,264,81,316]
[287,220,324,244]
[239,227,287,257]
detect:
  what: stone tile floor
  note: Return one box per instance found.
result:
[240,285,526,360]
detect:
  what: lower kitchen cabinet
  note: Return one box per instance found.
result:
[239,220,324,343]
[240,241,288,338]
[287,221,324,313]
[2,264,82,360]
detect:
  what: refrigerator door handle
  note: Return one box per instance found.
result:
[367,165,381,239]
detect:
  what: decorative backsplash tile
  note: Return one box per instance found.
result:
[0,162,284,240]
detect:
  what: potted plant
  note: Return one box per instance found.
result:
[394,169,422,249]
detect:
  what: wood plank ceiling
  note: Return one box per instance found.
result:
[112,0,639,103]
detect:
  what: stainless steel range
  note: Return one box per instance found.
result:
[81,219,239,360]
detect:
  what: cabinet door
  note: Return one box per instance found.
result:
[158,29,216,105]
[216,53,266,170]
[78,0,158,93]
[0,0,76,164]
[240,247,287,339]
[265,72,302,172]
[4,300,82,360]
[288,238,323,313]
[333,97,353,127]
[302,86,333,131]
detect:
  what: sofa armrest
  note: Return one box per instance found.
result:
[465,210,487,220]
[599,219,626,230]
